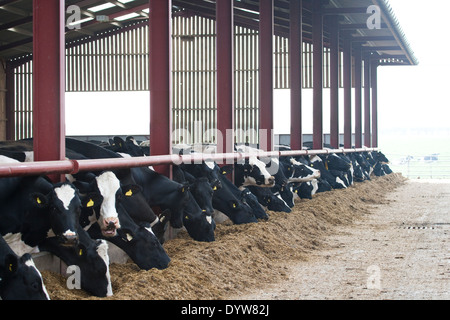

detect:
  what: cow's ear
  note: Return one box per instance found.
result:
[77,244,87,257]
[229,200,238,209]
[117,228,135,242]
[30,192,48,208]
[220,165,233,175]
[4,254,19,274]
[179,182,189,194]
[122,184,141,197]
[81,192,103,208]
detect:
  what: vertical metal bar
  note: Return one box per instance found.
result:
[343,35,352,148]
[329,16,339,149]
[5,62,14,140]
[354,45,362,148]
[216,0,234,155]
[364,54,371,147]
[149,0,172,176]
[290,0,302,150]
[259,0,274,151]
[32,0,65,181]
[312,0,323,150]
[371,61,378,148]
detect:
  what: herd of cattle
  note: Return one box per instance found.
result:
[0,137,392,299]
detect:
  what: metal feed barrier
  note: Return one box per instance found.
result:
[0,147,378,178]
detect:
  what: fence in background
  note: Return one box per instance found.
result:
[389,154,450,179]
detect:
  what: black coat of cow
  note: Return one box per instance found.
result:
[0,174,112,297]
[0,235,49,300]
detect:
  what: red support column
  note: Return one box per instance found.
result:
[289,0,303,151]
[354,45,362,148]
[216,0,234,156]
[364,54,371,147]
[259,0,274,151]
[312,1,323,150]
[371,61,378,148]
[329,16,339,149]
[149,0,172,176]
[32,0,65,181]
[343,35,352,148]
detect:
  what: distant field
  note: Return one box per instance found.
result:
[379,133,450,179]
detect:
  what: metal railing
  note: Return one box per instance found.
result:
[388,154,450,179]
[0,147,378,178]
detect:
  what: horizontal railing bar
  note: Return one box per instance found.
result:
[0,147,378,178]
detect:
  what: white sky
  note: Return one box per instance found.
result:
[378,0,450,132]
[66,1,448,138]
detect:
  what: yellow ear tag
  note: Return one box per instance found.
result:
[9,264,13,272]
[181,187,185,193]
[202,209,207,212]
[86,199,94,207]
[213,186,217,191]
[79,249,83,256]
[185,215,189,220]
[222,171,227,174]
[125,189,133,197]
[324,161,329,171]
[295,190,298,194]
[36,197,41,204]
[232,203,237,208]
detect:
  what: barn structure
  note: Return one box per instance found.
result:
[0,0,417,178]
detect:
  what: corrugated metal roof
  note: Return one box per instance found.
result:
[0,0,417,66]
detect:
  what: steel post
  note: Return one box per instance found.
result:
[32,0,65,182]
[149,0,172,176]
[329,16,340,149]
[259,0,274,151]
[290,0,302,151]
[312,1,323,150]
[216,0,234,156]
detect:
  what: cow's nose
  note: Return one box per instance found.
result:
[268,177,275,185]
[61,232,79,246]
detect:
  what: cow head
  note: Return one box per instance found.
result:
[30,182,82,247]
[240,188,269,220]
[235,156,276,188]
[213,172,258,224]
[75,171,141,237]
[116,223,170,270]
[183,193,216,242]
[0,252,50,300]
[322,154,352,171]
[288,158,321,182]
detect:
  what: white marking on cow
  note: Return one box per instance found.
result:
[310,179,319,195]
[24,257,50,300]
[24,151,34,162]
[150,216,159,228]
[54,184,76,210]
[310,155,322,163]
[336,176,347,188]
[95,172,121,231]
[145,226,155,235]
[95,240,113,297]
[3,233,39,256]
[205,215,213,225]
[0,155,20,164]
[205,160,215,170]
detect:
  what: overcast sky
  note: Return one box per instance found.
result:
[377,0,450,132]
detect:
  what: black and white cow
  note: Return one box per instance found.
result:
[0,235,49,300]
[309,155,348,189]
[0,169,112,297]
[74,171,171,270]
[234,146,276,189]
[247,185,292,213]
[280,156,321,183]
[172,166,216,242]
[239,188,269,220]
[213,167,258,224]
[65,138,178,231]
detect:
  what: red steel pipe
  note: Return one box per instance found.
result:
[0,148,379,178]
